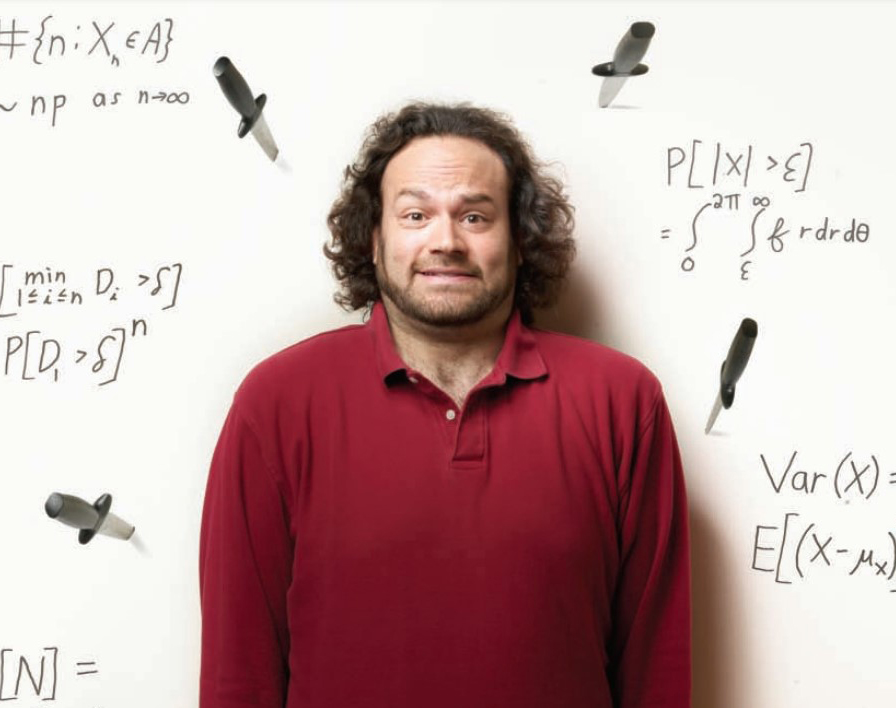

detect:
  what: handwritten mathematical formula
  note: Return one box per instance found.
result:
[0,15,174,66]
[750,451,896,595]
[0,646,97,701]
[0,87,190,128]
[752,512,896,594]
[760,450,895,502]
[0,16,186,128]
[0,262,182,386]
[662,140,871,279]
[0,263,182,315]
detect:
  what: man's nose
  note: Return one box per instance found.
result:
[427,216,466,253]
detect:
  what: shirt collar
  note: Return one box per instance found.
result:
[367,300,548,385]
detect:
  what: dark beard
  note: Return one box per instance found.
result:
[375,265,514,328]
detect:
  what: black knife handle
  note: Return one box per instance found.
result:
[214,56,260,121]
[720,318,758,407]
[612,21,655,74]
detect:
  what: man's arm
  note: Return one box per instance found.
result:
[199,401,294,708]
[610,389,691,707]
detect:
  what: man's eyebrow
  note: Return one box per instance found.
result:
[458,193,496,205]
[393,189,497,205]
[394,188,431,202]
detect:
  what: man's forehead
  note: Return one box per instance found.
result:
[382,136,508,199]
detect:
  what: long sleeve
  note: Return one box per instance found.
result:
[199,400,295,708]
[609,390,691,708]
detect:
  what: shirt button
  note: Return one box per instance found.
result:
[445,409,456,421]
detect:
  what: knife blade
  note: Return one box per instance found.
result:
[213,56,280,161]
[704,393,724,435]
[599,76,629,109]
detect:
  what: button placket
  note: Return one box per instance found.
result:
[449,398,486,465]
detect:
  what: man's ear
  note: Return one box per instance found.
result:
[372,227,379,265]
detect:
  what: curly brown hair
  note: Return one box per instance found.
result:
[323,101,576,326]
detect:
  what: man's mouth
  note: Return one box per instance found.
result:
[418,269,475,280]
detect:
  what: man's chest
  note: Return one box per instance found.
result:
[289,399,622,621]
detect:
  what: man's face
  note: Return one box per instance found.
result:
[372,135,521,329]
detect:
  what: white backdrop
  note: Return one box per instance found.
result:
[1,2,894,707]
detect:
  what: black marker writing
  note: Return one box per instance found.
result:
[20,15,175,66]
[0,18,28,61]
[1,87,190,128]
[758,450,891,502]
[0,647,98,700]
[662,140,871,278]
[752,513,896,594]
[0,646,58,701]
[0,262,182,387]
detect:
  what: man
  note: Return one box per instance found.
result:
[199,102,691,708]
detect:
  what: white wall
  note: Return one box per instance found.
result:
[1,2,893,707]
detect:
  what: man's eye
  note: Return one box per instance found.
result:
[465,214,486,224]
[404,212,424,221]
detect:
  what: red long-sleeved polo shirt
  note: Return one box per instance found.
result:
[199,300,691,708]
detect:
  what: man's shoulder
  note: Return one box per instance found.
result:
[234,318,370,407]
[530,325,663,401]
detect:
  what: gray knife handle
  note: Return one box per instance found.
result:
[45,493,99,529]
[612,21,655,74]
[46,492,114,544]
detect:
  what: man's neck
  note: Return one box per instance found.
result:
[380,298,513,409]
